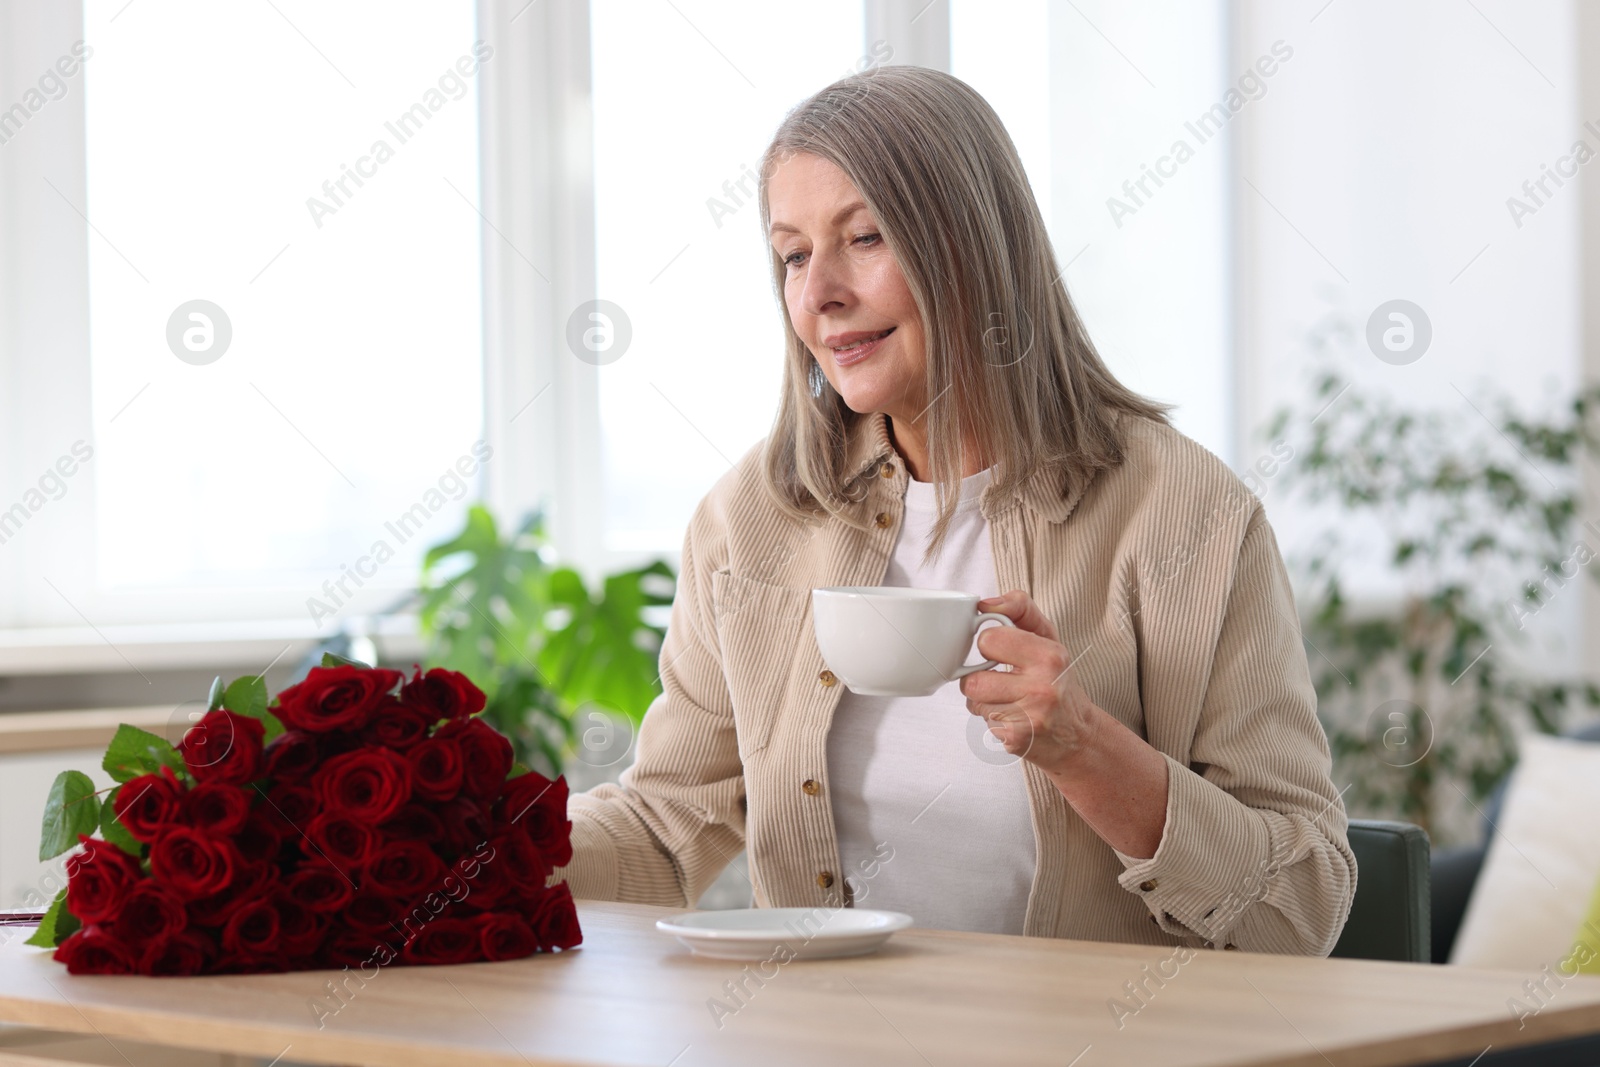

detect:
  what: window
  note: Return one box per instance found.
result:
[0,0,1233,646]
[951,0,1233,463]
[4,1,485,632]
[590,0,868,553]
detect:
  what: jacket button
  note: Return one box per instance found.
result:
[816,871,834,888]
[1139,879,1158,893]
[818,669,837,687]
[879,462,894,479]
[874,512,891,528]
[802,779,821,796]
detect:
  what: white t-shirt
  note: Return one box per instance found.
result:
[824,465,1038,934]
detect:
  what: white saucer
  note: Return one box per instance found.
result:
[655,907,913,960]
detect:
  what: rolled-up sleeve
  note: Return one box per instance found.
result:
[547,501,745,907]
[1112,508,1357,955]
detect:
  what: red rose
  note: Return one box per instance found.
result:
[274,665,402,733]
[380,804,445,846]
[285,864,355,914]
[325,933,386,969]
[186,863,277,928]
[360,698,432,751]
[366,839,446,899]
[401,667,487,723]
[345,888,409,938]
[439,797,490,856]
[317,748,412,823]
[307,811,377,869]
[221,897,280,959]
[150,827,240,901]
[453,843,511,910]
[406,737,463,802]
[495,771,573,868]
[494,829,553,889]
[65,836,143,924]
[117,881,187,943]
[401,916,480,965]
[184,782,252,835]
[112,768,185,843]
[319,731,363,761]
[263,730,320,780]
[526,883,582,951]
[53,924,136,975]
[435,717,512,802]
[140,931,213,976]
[236,807,286,865]
[261,783,317,835]
[274,893,326,957]
[178,709,265,785]
[476,910,538,961]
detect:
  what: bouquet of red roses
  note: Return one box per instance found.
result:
[28,657,580,975]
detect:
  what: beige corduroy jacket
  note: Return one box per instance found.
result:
[550,409,1357,955]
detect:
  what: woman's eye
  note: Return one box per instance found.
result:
[782,233,877,268]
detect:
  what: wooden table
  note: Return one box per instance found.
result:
[2,899,1599,1067]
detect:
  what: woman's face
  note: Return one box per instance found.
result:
[767,151,927,423]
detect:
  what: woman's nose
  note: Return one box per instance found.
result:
[799,250,850,317]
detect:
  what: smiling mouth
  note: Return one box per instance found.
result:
[830,328,894,355]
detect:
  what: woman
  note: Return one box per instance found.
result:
[551,66,1355,954]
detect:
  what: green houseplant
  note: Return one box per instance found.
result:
[1264,314,1600,843]
[417,505,675,777]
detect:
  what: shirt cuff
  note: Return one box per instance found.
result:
[547,804,622,900]
[1111,752,1273,945]
[547,790,697,906]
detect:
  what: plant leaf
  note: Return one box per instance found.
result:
[321,651,371,669]
[103,724,183,784]
[222,674,268,718]
[207,675,225,711]
[98,787,142,856]
[23,888,78,948]
[541,561,674,723]
[219,674,283,742]
[39,771,99,861]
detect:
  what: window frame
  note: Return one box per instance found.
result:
[0,0,947,663]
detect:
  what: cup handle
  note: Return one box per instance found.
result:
[949,612,1016,679]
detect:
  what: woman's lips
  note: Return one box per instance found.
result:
[831,327,894,367]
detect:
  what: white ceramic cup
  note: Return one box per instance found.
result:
[811,586,1016,697]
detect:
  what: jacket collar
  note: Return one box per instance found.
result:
[841,410,1090,525]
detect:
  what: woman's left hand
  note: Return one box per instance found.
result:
[958,589,1102,776]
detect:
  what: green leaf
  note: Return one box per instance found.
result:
[24,888,78,948]
[207,675,225,711]
[39,771,100,861]
[415,501,678,774]
[98,787,142,856]
[321,651,371,669]
[422,504,505,573]
[218,674,284,743]
[102,724,182,784]
[540,560,675,724]
[222,674,268,719]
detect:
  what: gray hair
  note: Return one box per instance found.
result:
[756,65,1171,563]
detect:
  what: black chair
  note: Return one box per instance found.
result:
[1331,818,1431,963]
